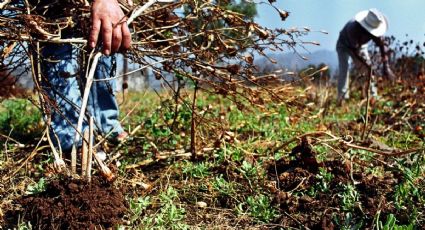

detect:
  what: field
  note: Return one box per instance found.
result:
[0,67,424,229]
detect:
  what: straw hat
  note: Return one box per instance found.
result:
[354,8,388,37]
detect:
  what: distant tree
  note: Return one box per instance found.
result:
[225,0,257,21]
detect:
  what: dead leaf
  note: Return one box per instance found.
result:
[277,9,289,21]
[1,42,16,59]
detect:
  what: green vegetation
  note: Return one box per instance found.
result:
[0,99,42,140]
[1,77,424,228]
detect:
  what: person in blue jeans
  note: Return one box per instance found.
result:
[39,0,132,152]
[336,8,395,105]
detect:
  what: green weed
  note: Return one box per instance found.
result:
[393,159,424,214]
[129,196,151,224]
[237,194,277,223]
[376,214,415,230]
[333,212,364,230]
[140,187,188,230]
[212,175,236,197]
[0,99,42,140]
[181,161,211,179]
[25,178,47,195]
[340,184,360,211]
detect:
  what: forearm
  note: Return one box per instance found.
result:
[373,36,389,64]
[348,47,370,68]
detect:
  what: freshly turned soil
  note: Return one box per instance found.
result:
[15,176,127,229]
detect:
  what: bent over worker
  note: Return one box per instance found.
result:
[336,8,395,104]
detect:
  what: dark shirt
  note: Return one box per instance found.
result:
[337,20,374,50]
[337,19,388,66]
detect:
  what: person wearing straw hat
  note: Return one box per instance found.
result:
[336,8,395,105]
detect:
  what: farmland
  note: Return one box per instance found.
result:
[0,0,424,229]
[0,66,424,229]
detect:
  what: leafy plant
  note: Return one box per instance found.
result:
[340,184,359,211]
[333,212,364,230]
[129,196,151,224]
[25,178,47,195]
[238,194,277,223]
[376,214,414,230]
[239,160,258,178]
[212,175,236,197]
[0,99,42,140]
[317,168,333,192]
[16,220,32,230]
[140,187,188,230]
[181,161,211,179]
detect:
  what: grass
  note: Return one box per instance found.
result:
[0,78,424,228]
[0,98,42,141]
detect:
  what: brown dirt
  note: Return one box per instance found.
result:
[6,176,127,229]
[264,140,403,229]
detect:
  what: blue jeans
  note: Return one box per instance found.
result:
[336,43,378,100]
[41,43,124,151]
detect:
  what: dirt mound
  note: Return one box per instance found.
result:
[264,139,402,228]
[13,177,127,229]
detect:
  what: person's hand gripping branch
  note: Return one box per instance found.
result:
[89,0,133,55]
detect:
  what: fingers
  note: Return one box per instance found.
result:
[90,0,132,55]
[89,16,101,49]
[99,21,131,55]
[127,0,133,6]
[111,25,122,53]
[101,19,113,55]
[121,23,131,50]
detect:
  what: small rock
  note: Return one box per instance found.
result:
[196,201,207,208]
[299,195,313,203]
[68,183,79,192]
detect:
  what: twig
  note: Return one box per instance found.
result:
[81,128,89,177]
[0,130,24,147]
[342,142,422,157]
[70,51,101,174]
[267,130,422,158]
[87,116,94,182]
[361,66,373,140]
[7,131,47,179]
[156,152,192,159]
[0,0,11,9]
[94,101,141,149]
[120,178,151,190]
[107,124,142,163]
[365,114,378,141]
[268,131,338,154]
[190,82,198,160]
[127,0,174,25]
[283,211,311,230]
[349,154,359,185]
[93,150,115,182]
[125,158,155,169]
[288,177,308,193]
[46,127,67,173]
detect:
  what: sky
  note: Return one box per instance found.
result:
[255,0,425,53]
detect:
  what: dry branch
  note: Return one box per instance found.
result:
[268,131,423,158]
[1,0,313,179]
